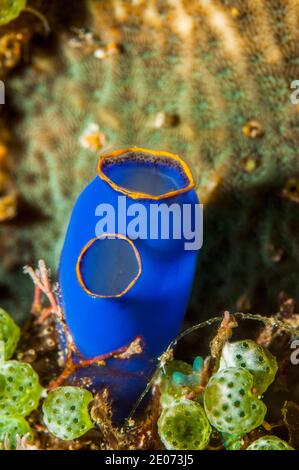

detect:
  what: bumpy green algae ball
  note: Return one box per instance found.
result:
[158,360,193,408]
[0,360,42,417]
[219,340,278,395]
[43,386,94,440]
[158,398,212,450]
[247,436,294,450]
[0,416,32,449]
[0,309,20,361]
[204,367,267,434]
[0,0,26,26]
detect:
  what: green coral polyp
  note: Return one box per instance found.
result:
[158,398,211,450]
[0,309,20,361]
[219,340,278,394]
[0,360,42,417]
[247,436,294,450]
[42,386,94,441]
[204,367,267,434]
[0,416,32,449]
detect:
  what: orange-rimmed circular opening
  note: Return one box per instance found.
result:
[76,234,142,298]
[97,147,195,200]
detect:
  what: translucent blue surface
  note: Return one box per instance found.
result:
[59,150,200,421]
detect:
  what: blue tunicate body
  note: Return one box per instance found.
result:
[59,148,201,421]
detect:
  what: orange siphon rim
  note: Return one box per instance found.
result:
[76,233,142,298]
[97,147,195,200]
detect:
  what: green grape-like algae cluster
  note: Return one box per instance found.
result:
[0,308,296,450]
[204,367,266,434]
[0,308,42,449]
[0,309,20,360]
[158,339,284,450]
[158,360,194,409]
[0,360,42,417]
[0,416,32,449]
[219,340,278,394]
[42,386,94,441]
[0,309,96,446]
[158,398,211,450]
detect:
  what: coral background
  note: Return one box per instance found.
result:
[1,0,299,323]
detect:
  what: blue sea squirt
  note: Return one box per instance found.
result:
[59,147,201,420]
